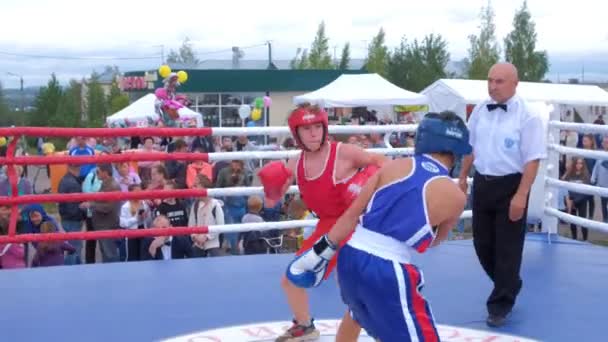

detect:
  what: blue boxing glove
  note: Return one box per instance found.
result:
[286,235,337,288]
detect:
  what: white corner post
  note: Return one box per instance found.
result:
[541,105,561,236]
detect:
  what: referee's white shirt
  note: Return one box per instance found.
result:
[468,94,547,176]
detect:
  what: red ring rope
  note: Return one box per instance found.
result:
[0,226,210,244]
[0,126,212,138]
[0,126,243,243]
[0,189,208,206]
[0,152,210,166]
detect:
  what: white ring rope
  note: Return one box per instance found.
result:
[544,207,608,234]
[207,147,414,162]
[206,177,473,199]
[548,121,608,135]
[546,178,608,198]
[549,144,608,160]
[205,210,473,234]
[544,119,608,236]
[212,124,417,137]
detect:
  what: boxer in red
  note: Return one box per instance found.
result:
[258,104,387,341]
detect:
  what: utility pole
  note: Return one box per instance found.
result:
[153,45,165,64]
[266,40,277,70]
[6,72,24,112]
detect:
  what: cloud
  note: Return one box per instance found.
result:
[1,0,607,88]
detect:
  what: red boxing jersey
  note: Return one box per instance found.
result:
[296,142,352,219]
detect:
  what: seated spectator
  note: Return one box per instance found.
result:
[189,175,225,257]
[141,215,193,260]
[0,215,26,269]
[286,198,316,251]
[241,196,269,255]
[186,148,213,188]
[32,222,75,267]
[23,204,60,234]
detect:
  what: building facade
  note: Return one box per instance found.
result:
[119,69,367,128]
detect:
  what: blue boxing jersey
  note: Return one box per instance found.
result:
[358,154,450,253]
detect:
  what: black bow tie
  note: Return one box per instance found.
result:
[487,103,507,111]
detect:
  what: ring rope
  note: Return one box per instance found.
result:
[0,148,415,166]
[0,210,474,244]
[544,207,608,234]
[0,124,417,139]
[548,121,608,135]
[549,144,608,160]
[546,177,608,198]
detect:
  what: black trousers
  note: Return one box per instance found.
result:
[472,172,526,317]
[85,217,97,264]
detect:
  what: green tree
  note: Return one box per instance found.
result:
[337,43,351,70]
[166,37,200,66]
[33,74,63,126]
[86,73,106,128]
[106,81,130,114]
[388,34,450,92]
[54,80,82,128]
[504,1,549,81]
[0,82,9,116]
[306,22,333,69]
[364,28,390,77]
[467,2,501,79]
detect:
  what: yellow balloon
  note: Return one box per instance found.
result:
[251,108,262,121]
[158,65,171,78]
[177,70,188,83]
[0,137,6,147]
[42,142,55,155]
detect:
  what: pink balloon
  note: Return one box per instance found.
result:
[155,88,168,100]
[263,96,272,108]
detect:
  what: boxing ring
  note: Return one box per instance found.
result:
[0,117,607,342]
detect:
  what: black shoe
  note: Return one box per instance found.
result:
[486,314,506,327]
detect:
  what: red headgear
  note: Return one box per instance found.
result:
[287,106,329,151]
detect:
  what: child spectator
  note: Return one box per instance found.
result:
[155,181,189,228]
[32,222,75,267]
[241,196,266,255]
[0,215,26,269]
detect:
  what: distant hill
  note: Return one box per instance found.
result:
[3,87,39,111]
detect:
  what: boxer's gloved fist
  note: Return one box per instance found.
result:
[342,164,380,204]
[258,161,292,201]
[286,235,337,288]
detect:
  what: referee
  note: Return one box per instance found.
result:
[458,63,546,327]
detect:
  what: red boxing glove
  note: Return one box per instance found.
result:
[342,164,380,205]
[258,161,293,201]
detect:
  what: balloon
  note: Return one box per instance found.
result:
[251,108,263,121]
[177,70,188,83]
[246,120,256,127]
[263,96,272,108]
[254,97,264,109]
[238,104,251,119]
[0,137,6,147]
[154,88,168,100]
[159,65,171,78]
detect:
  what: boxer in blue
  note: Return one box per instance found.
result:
[286,111,471,341]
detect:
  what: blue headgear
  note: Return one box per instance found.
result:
[414,112,472,157]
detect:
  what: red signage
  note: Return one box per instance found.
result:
[120,76,147,90]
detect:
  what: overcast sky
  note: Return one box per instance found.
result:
[1,0,607,88]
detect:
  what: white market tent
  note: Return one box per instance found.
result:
[293,73,428,107]
[106,93,203,128]
[421,79,608,120]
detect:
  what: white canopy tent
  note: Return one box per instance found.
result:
[293,73,428,107]
[421,79,608,121]
[106,93,203,128]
